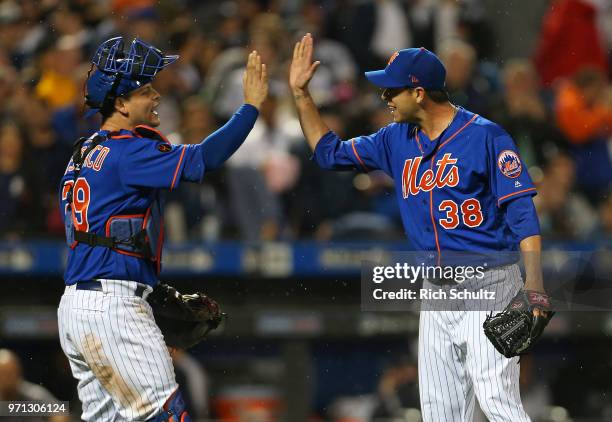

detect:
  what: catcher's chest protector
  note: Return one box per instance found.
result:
[65,132,167,274]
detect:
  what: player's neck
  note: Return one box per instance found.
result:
[101,115,135,133]
[419,103,457,141]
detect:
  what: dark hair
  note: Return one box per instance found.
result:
[425,89,450,103]
[403,87,450,104]
[99,90,135,123]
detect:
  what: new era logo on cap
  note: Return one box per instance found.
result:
[365,48,446,90]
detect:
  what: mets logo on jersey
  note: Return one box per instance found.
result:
[402,153,459,198]
[497,150,522,178]
[157,144,172,153]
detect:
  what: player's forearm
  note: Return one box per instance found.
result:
[520,235,545,293]
[198,103,259,171]
[292,88,331,151]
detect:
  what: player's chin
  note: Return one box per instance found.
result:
[393,113,408,123]
[146,112,161,127]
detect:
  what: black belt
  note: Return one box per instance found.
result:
[75,280,148,298]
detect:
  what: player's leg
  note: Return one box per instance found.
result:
[60,281,179,421]
[58,287,122,421]
[464,265,531,422]
[100,282,179,420]
[465,310,529,422]
[418,309,474,422]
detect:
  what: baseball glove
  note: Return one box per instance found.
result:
[483,289,554,358]
[147,283,225,349]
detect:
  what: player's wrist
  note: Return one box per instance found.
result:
[291,87,310,101]
[244,100,263,111]
[523,278,545,293]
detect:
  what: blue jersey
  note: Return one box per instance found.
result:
[313,107,537,253]
[59,128,206,285]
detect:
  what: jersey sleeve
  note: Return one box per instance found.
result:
[120,140,191,190]
[313,128,393,175]
[488,131,537,206]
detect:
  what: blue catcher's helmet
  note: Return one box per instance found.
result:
[85,37,179,117]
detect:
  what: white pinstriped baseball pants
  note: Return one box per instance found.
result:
[58,279,178,421]
[418,264,531,422]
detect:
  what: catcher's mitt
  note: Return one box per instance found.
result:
[147,283,225,349]
[483,289,554,358]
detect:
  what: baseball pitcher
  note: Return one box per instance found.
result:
[289,33,553,422]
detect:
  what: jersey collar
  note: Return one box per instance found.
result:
[97,128,135,139]
[415,106,466,159]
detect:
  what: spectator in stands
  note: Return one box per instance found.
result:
[208,13,288,120]
[533,153,598,239]
[35,37,84,110]
[437,38,495,117]
[293,0,359,106]
[103,1,164,47]
[50,62,100,148]
[492,59,567,169]
[0,121,43,238]
[287,106,375,239]
[146,59,182,136]
[0,0,29,69]
[533,0,609,87]
[226,87,302,240]
[554,67,612,200]
[0,349,70,422]
[167,28,207,96]
[0,64,19,120]
[21,98,71,237]
[455,0,496,60]
[165,97,222,241]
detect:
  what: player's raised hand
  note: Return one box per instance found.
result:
[243,50,268,110]
[289,33,320,94]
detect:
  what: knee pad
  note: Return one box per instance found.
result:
[147,388,191,422]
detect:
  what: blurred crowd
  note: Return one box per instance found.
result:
[0,0,611,243]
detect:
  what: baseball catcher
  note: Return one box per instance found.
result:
[58,35,267,422]
[483,289,554,358]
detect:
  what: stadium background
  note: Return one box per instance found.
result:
[0,0,611,420]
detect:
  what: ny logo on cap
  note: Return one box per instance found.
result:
[410,75,419,84]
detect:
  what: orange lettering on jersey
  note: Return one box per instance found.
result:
[402,153,460,198]
[82,146,110,171]
[420,168,435,190]
[83,145,102,168]
[92,147,110,171]
[435,153,459,188]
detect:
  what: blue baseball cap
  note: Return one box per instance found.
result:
[365,47,446,90]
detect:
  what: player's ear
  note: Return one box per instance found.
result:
[115,96,130,116]
[414,87,426,104]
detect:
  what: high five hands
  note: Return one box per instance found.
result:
[243,50,268,110]
[289,33,321,96]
